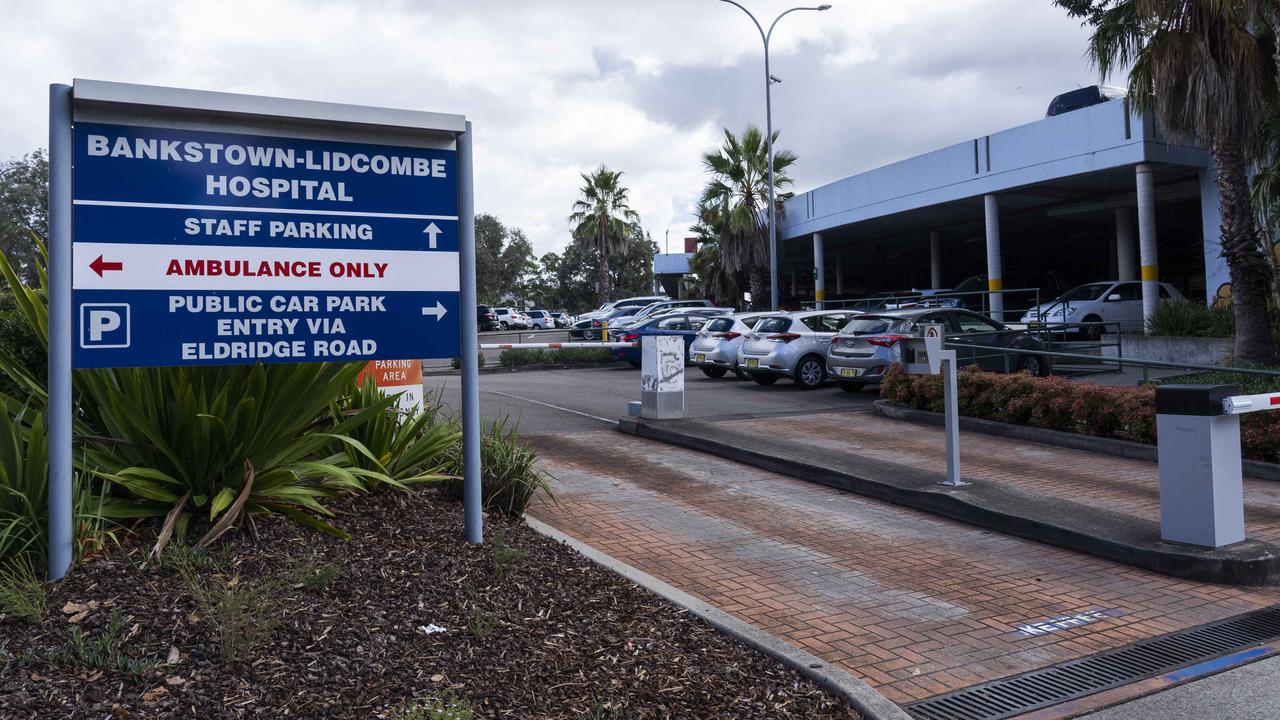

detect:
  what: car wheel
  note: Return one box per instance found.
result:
[701,367,728,379]
[794,356,826,390]
[1017,354,1046,377]
[583,330,597,340]
[734,368,748,380]
[838,381,865,393]
[751,373,778,386]
[499,321,509,330]
[1082,315,1103,341]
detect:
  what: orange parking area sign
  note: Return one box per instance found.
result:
[357,359,424,414]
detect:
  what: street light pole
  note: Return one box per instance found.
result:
[719,0,831,311]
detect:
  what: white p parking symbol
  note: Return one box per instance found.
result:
[79,303,131,348]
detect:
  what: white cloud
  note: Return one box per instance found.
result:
[0,0,1102,255]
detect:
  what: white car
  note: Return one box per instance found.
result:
[1020,280,1184,336]
[523,309,554,330]
[689,312,771,379]
[492,307,527,330]
[737,310,862,389]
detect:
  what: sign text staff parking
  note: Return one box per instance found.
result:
[71,123,461,368]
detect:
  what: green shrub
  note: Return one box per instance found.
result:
[451,355,486,369]
[184,572,282,663]
[40,609,160,675]
[442,418,552,516]
[881,364,1280,463]
[499,348,550,367]
[549,347,612,364]
[489,529,527,578]
[0,554,45,622]
[1146,300,1235,338]
[1162,369,1280,397]
[286,552,342,591]
[327,378,459,489]
[0,293,43,399]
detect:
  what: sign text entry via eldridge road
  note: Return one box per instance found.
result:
[72,120,461,368]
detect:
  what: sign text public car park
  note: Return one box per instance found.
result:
[72,122,461,367]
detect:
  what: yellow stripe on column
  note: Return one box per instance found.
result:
[814,289,826,301]
[1141,265,1159,281]
[987,278,1003,292]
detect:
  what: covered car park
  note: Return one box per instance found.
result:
[777,98,1228,322]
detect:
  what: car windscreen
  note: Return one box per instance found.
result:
[1058,283,1112,302]
[753,317,791,334]
[951,276,985,294]
[839,316,901,335]
[703,317,734,333]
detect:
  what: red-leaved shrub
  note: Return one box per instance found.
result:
[879,364,1279,463]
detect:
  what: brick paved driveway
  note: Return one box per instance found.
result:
[526,429,1276,706]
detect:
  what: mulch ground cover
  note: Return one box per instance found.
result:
[0,489,858,719]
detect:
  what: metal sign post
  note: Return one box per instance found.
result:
[902,323,965,487]
[47,80,480,579]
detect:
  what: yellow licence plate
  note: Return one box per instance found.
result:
[695,354,705,363]
[746,358,759,368]
[839,367,859,378]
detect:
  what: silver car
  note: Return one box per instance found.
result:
[737,310,860,389]
[828,308,1047,392]
[689,312,769,379]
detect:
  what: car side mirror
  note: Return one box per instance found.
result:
[1106,293,1122,302]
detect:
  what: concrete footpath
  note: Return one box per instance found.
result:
[525,428,1275,708]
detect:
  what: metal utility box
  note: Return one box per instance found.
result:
[1155,384,1244,548]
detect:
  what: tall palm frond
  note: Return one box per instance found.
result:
[567,166,641,303]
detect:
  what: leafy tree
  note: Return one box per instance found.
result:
[1056,0,1277,364]
[612,229,657,299]
[474,213,537,305]
[0,150,48,285]
[686,209,742,306]
[568,166,641,304]
[699,127,795,309]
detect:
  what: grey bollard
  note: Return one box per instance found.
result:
[1155,384,1244,548]
[640,335,684,420]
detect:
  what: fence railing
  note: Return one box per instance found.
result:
[812,287,1044,323]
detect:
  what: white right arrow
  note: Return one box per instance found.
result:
[421,301,448,320]
[423,222,442,249]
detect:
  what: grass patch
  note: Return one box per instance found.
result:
[0,555,45,623]
[156,542,225,574]
[490,529,527,578]
[287,552,342,591]
[41,609,159,675]
[184,572,282,663]
[392,692,475,720]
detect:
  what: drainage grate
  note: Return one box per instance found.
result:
[904,605,1280,720]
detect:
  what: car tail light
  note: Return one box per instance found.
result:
[866,335,907,348]
[621,333,640,343]
[766,333,801,343]
[591,320,601,327]
[715,331,741,340]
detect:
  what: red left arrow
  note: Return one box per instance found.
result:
[90,255,123,277]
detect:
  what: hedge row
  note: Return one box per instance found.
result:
[879,364,1280,464]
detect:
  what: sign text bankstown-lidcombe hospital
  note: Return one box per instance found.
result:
[71,122,461,368]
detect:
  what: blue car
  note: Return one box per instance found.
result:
[611,314,710,367]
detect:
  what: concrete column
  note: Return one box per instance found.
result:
[1200,167,1228,308]
[1115,206,1136,281]
[1136,163,1159,328]
[835,252,844,295]
[789,266,798,298]
[813,232,825,309]
[983,194,1004,318]
[929,230,943,289]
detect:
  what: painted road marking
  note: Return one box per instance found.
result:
[482,389,616,424]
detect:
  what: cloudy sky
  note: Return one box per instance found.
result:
[0,0,1108,257]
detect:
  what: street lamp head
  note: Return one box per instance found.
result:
[769,74,783,84]
[818,4,832,9]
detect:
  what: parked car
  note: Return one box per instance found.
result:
[570,306,638,340]
[827,308,1047,392]
[921,271,1066,312]
[524,309,555,330]
[477,304,499,332]
[689,312,770,379]
[492,307,527,330]
[575,295,669,324]
[1046,85,1127,117]
[1019,280,1184,337]
[737,310,861,389]
[609,313,714,367]
[550,312,573,328]
[607,299,716,328]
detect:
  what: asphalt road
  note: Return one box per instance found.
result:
[426,364,877,434]
[1084,656,1280,719]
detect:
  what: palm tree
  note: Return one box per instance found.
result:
[1056,0,1277,364]
[567,166,641,304]
[699,127,796,309]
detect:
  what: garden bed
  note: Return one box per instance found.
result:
[0,490,855,719]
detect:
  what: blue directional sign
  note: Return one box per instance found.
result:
[71,122,460,368]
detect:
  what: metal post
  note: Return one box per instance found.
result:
[812,232,824,309]
[764,45,779,311]
[457,121,483,545]
[983,194,1004,320]
[1115,206,1136,281]
[1136,163,1159,329]
[48,84,73,581]
[929,230,942,289]
[942,356,961,486]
